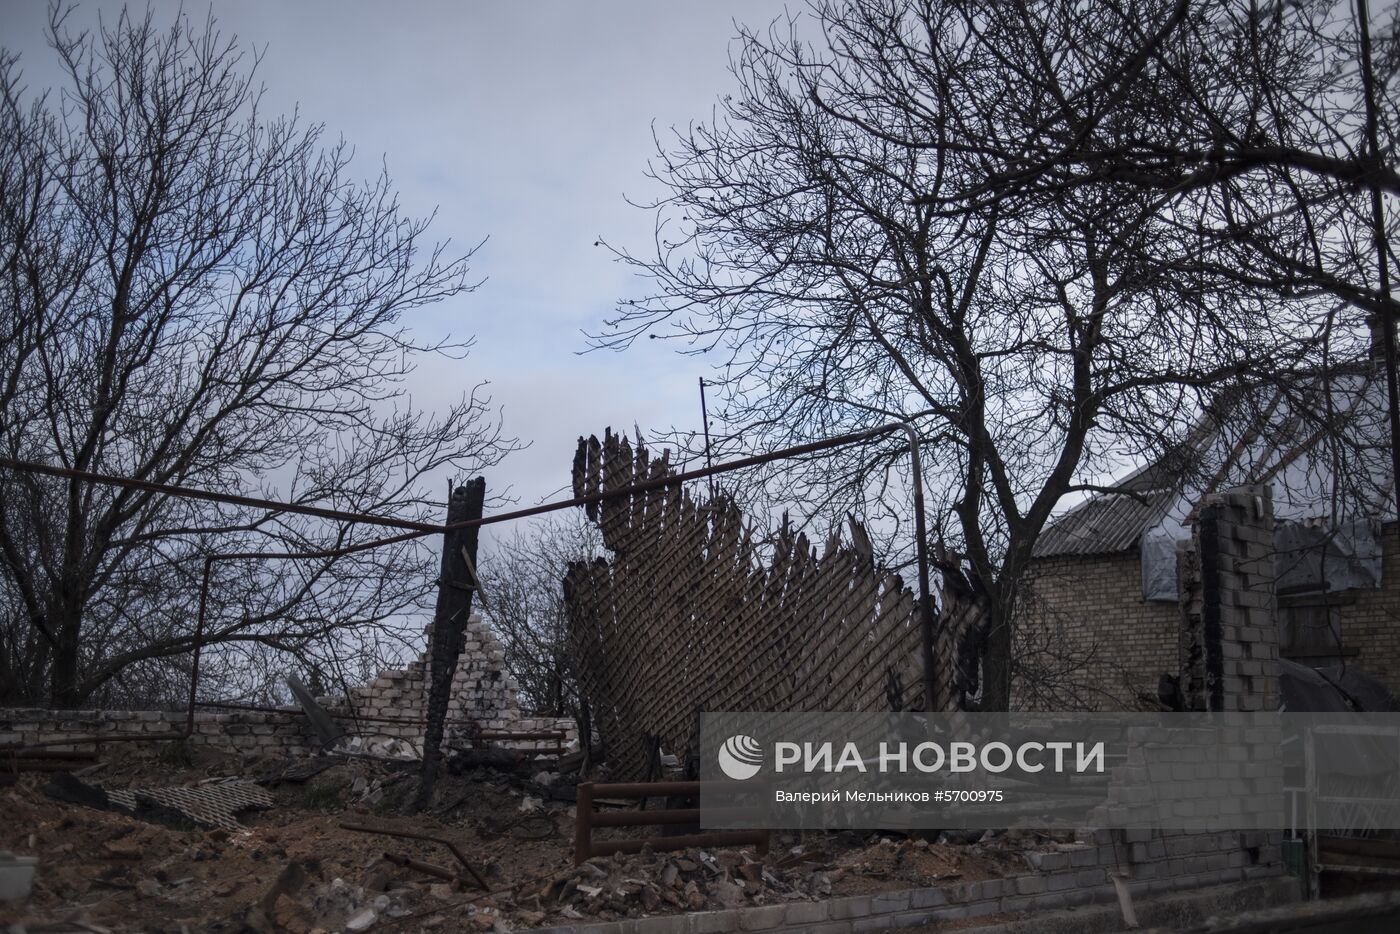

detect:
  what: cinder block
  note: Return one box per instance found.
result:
[829,896,873,920]
[737,904,785,930]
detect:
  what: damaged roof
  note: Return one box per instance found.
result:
[1033,366,1393,559]
[1031,487,1176,558]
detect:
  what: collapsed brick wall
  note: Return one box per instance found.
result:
[329,613,575,750]
[1,614,574,758]
[563,429,988,781]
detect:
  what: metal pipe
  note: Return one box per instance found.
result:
[592,808,701,827]
[575,781,594,865]
[339,822,489,890]
[381,852,458,884]
[699,377,716,500]
[889,421,940,713]
[0,731,185,753]
[0,457,440,532]
[187,557,213,737]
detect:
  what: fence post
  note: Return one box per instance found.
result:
[415,477,486,811]
[575,781,595,865]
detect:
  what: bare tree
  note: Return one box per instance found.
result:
[596,0,1352,709]
[479,514,604,717]
[901,0,1400,487]
[0,7,516,706]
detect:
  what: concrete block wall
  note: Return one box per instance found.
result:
[1022,495,1400,708]
[1,616,573,758]
[0,707,320,757]
[523,836,1288,934]
[1179,486,1279,713]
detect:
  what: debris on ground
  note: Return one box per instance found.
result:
[2,743,1035,932]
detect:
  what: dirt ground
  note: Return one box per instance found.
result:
[0,743,1056,933]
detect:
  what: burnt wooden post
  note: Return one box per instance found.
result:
[415,477,485,811]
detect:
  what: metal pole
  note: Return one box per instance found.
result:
[186,556,214,737]
[699,377,716,500]
[575,781,595,865]
[889,422,939,712]
[1356,0,1400,512]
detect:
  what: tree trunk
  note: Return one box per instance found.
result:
[979,599,1014,712]
[49,605,84,708]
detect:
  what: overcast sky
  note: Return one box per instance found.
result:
[0,0,797,511]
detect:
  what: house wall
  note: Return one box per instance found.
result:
[1024,520,1400,708]
[1020,551,1182,709]
[1331,521,1400,692]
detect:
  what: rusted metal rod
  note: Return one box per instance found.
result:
[381,852,458,883]
[592,808,701,827]
[574,781,594,865]
[339,822,489,890]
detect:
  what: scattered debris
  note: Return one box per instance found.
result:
[107,779,274,832]
[0,850,38,902]
[287,674,345,748]
[334,734,420,761]
[340,821,490,890]
[3,743,1034,931]
[275,757,339,784]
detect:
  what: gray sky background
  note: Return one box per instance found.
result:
[0,0,798,510]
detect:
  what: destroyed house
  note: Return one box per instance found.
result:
[1024,366,1400,706]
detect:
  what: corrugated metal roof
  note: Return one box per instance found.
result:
[1032,487,1175,558]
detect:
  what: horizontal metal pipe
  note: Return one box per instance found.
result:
[0,457,439,532]
[2,422,908,542]
[591,808,702,828]
[2,760,93,772]
[477,730,566,740]
[441,422,908,534]
[3,749,98,760]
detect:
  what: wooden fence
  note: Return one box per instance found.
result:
[563,429,988,781]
